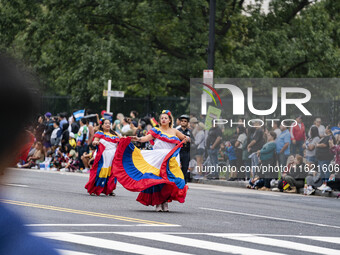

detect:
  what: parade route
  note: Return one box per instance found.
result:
[1,168,340,255]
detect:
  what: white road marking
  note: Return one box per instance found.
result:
[237,234,340,244]
[189,183,282,196]
[2,183,29,187]
[57,249,95,255]
[34,232,340,254]
[207,234,340,255]
[256,192,281,197]
[27,223,180,227]
[200,207,340,229]
[114,232,286,255]
[297,236,340,245]
[33,232,193,255]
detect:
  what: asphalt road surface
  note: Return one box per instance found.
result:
[1,168,340,255]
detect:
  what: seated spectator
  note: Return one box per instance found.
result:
[18,130,35,165]
[60,144,79,172]
[81,144,96,173]
[246,175,263,189]
[327,173,340,192]
[51,146,65,170]
[277,155,295,192]
[282,155,306,193]
[18,142,45,169]
[304,165,322,195]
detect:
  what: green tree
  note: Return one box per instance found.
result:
[0,0,339,108]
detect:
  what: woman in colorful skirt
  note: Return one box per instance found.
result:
[85,119,120,196]
[113,110,189,212]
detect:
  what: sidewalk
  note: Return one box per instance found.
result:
[191,178,340,198]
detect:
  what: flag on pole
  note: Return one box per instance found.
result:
[103,112,113,122]
[331,126,340,136]
[73,109,85,121]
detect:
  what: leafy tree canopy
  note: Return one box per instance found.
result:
[0,0,339,107]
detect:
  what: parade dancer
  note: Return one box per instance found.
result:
[85,119,121,196]
[113,110,189,212]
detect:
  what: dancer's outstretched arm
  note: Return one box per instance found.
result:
[130,134,153,143]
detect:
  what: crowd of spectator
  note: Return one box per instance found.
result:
[17,110,156,173]
[16,110,340,197]
[189,115,340,196]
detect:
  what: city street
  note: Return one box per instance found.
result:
[1,168,340,255]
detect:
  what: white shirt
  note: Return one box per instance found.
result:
[237,133,247,149]
[51,127,60,139]
[274,128,281,139]
[121,124,131,133]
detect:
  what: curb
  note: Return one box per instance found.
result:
[191,179,340,198]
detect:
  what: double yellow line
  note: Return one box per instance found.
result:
[0,199,172,225]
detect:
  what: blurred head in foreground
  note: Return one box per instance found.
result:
[0,54,37,173]
[0,54,59,254]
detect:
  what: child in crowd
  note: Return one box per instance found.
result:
[60,144,79,172]
[69,132,77,149]
[51,146,65,170]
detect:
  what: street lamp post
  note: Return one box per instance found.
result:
[207,0,216,70]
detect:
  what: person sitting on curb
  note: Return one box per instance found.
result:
[304,164,322,195]
[282,155,306,193]
[246,175,263,189]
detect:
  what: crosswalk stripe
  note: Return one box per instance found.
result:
[207,234,340,255]
[114,232,286,255]
[57,249,95,255]
[297,236,340,245]
[200,207,340,230]
[33,232,193,255]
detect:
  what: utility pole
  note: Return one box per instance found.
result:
[207,0,216,70]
